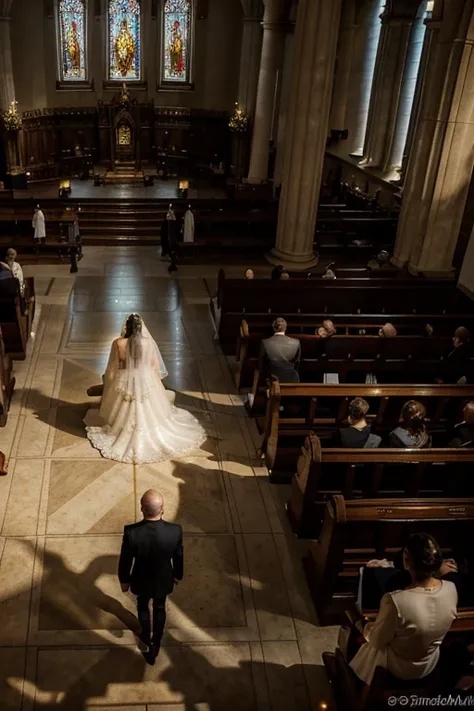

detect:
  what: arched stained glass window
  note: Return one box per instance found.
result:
[58,0,87,82]
[108,0,141,81]
[162,0,193,85]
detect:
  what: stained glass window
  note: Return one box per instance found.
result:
[108,0,141,81]
[58,0,87,82]
[162,0,193,85]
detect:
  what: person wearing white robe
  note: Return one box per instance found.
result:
[183,206,195,243]
[1,248,24,294]
[32,205,46,242]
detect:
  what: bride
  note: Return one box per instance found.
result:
[84,313,206,464]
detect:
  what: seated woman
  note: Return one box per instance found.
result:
[389,400,431,449]
[350,533,458,687]
[339,397,381,448]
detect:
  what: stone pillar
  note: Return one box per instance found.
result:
[399,8,433,183]
[232,1,263,177]
[273,29,294,188]
[247,0,287,183]
[345,0,385,157]
[386,3,428,174]
[328,0,356,134]
[0,0,14,112]
[271,0,342,268]
[361,2,418,169]
[238,2,263,118]
[392,0,474,277]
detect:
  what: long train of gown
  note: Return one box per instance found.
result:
[84,369,207,465]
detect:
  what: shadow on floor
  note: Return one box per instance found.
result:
[1,536,328,710]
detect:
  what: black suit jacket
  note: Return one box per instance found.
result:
[443,344,473,383]
[118,518,183,598]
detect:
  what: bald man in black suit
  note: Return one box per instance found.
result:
[118,489,183,663]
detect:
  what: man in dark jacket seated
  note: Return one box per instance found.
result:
[0,265,25,313]
[0,265,16,286]
[258,317,301,383]
[449,402,474,447]
[437,326,473,384]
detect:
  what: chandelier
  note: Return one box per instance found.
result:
[3,101,21,131]
[229,103,249,133]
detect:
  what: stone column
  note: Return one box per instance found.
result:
[271,0,342,268]
[399,8,433,183]
[273,29,294,188]
[232,1,263,177]
[328,0,356,134]
[0,0,14,112]
[237,1,263,118]
[392,0,474,276]
[247,0,287,183]
[361,2,418,169]
[345,0,385,157]
[386,3,428,174]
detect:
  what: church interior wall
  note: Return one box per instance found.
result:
[10,0,243,113]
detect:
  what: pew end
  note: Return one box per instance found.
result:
[0,327,15,427]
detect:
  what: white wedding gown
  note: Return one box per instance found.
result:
[84,323,206,464]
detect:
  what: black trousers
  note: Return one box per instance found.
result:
[136,595,167,645]
[69,247,78,273]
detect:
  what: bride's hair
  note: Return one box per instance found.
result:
[122,313,142,338]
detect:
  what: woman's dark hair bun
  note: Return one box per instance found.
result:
[122,313,142,338]
[404,532,443,580]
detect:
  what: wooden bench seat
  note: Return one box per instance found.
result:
[224,312,474,358]
[304,495,474,624]
[0,327,15,427]
[287,433,474,538]
[238,331,455,393]
[260,381,474,481]
[214,270,468,353]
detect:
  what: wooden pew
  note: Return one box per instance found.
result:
[214,270,468,354]
[228,313,474,361]
[304,495,474,624]
[287,433,474,538]
[237,314,471,340]
[0,326,15,427]
[237,330,454,393]
[260,381,474,481]
[0,276,35,360]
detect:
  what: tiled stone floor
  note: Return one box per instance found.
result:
[0,247,338,710]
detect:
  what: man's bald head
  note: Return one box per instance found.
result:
[141,489,164,519]
[379,322,397,338]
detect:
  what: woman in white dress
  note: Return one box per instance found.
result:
[350,533,457,688]
[85,313,206,464]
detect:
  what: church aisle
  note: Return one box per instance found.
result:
[0,248,337,711]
